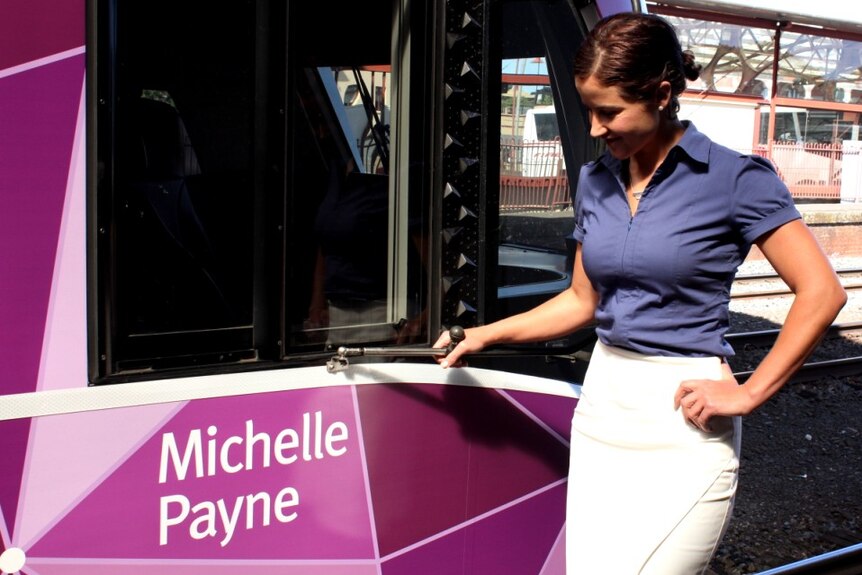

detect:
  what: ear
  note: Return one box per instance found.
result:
[655,80,672,110]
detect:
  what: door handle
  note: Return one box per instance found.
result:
[326,326,465,373]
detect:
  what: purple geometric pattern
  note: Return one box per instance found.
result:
[0,377,576,574]
[0,0,84,71]
[357,384,569,557]
[379,482,567,575]
[0,55,84,398]
[0,12,86,554]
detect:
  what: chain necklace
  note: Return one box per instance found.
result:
[628,183,646,200]
[623,160,646,201]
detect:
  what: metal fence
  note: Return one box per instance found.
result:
[753,142,843,200]
[500,138,571,210]
[499,140,852,210]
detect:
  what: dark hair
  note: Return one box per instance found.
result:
[573,13,700,116]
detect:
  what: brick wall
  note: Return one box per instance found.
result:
[747,208,862,261]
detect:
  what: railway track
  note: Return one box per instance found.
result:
[717,318,862,575]
[728,322,862,381]
[731,268,862,300]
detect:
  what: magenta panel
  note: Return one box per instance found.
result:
[1,379,573,574]
[28,387,374,560]
[380,483,566,575]
[0,419,31,545]
[0,55,84,398]
[357,384,571,556]
[506,388,578,439]
[0,0,84,71]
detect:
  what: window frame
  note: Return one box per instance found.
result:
[88,0,438,383]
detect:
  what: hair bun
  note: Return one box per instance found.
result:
[682,50,701,81]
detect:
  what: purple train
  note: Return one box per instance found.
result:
[0,0,632,573]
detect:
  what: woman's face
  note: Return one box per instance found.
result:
[575,75,662,160]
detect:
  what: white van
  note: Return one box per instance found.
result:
[521,106,565,177]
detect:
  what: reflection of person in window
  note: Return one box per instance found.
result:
[307,185,428,351]
[305,153,427,349]
[299,72,426,350]
[307,161,397,345]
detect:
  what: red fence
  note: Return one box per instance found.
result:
[500,175,571,210]
[500,139,571,210]
[752,142,843,201]
[499,140,847,210]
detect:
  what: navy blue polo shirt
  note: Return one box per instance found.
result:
[572,122,800,357]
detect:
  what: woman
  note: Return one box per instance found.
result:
[435,13,846,574]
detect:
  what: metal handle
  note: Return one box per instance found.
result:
[326,326,465,373]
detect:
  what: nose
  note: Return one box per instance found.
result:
[588,113,607,138]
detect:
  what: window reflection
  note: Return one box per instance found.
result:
[670,18,774,96]
[493,0,592,322]
[287,59,426,349]
[780,34,862,104]
[110,1,258,370]
[501,59,568,198]
[666,14,862,105]
[289,67,403,349]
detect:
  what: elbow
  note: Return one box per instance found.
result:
[834,284,849,315]
[797,277,847,326]
[823,281,848,321]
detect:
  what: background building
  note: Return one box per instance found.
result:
[652,0,862,202]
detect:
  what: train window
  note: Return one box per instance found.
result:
[285,1,427,351]
[493,0,594,321]
[444,0,599,381]
[96,1,261,375]
[92,0,430,379]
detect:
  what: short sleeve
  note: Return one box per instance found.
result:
[733,155,801,243]
[571,164,591,243]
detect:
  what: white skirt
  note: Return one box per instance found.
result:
[566,341,741,574]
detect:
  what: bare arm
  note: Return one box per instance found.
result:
[675,219,847,429]
[739,219,847,407]
[437,245,598,367]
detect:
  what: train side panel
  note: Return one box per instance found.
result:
[0,365,577,574]
[1,2,87,398]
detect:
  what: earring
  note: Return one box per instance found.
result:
[658,105,664,111]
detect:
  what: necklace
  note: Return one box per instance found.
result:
[624,161,646,201]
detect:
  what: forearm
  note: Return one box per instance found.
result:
[741,283,846,412]
[440,245,597,366]
[473,286,596,347]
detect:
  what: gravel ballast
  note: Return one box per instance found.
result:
[708,257,862,574]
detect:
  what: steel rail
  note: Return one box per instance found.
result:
[732,269,862,299]
[727,321,862,348]
[735,268,862,282]
[753,542,862,575]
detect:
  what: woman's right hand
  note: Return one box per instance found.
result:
[433,244,595,369]
[434,327,487,368]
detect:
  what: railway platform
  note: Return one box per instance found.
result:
[749,202,862,260]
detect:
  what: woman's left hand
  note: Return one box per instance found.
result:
[674,363,752,432]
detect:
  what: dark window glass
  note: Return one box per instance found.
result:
[95,0,429,379]
[105,3,260,372]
